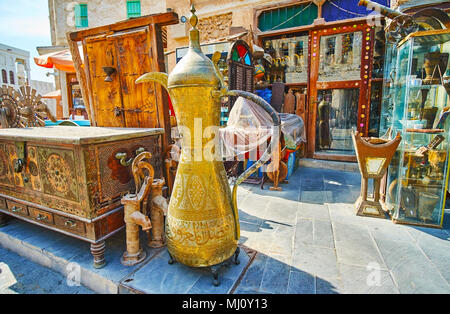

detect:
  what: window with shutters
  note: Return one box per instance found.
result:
[9,71,14,85]
[127,1,141,19]
[258,2,318,32]
[1,69,7,84]
[75,3,88,28]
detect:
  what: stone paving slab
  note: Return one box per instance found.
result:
[119,247,253,294]
[240,167,450,294]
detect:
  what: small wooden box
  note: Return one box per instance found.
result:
[0,126,163,267]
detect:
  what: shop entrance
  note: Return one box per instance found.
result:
[308,23,376,161]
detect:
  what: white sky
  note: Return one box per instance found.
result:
[0,0,54,83]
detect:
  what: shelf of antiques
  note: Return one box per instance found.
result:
[383,28,450,228]
[0,125,164,267]
[258,21,386,161]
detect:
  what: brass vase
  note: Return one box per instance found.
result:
[417,192,440,222]
[428,149,447,180]
[423,52,442,85]
[134,6,280,273]
[422,107,438,129]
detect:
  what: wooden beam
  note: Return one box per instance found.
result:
[69,12,179,42]
[149,23,171,149]
[66,32,92,122]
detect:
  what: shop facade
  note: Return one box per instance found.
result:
[253,0,389,161]
[165,0,389,162]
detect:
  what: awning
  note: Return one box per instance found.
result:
[34,50,76,73]
[41,89,62,100]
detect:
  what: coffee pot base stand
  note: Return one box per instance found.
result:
[167,247,241,287]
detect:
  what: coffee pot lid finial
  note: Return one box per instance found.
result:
[189,4,198,29]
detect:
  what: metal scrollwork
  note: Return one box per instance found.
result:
[115,147,146,167]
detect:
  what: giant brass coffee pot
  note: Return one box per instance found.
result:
[136,6,280,276]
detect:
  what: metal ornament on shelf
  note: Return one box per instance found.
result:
[358,0,450,44]
[135,5,280,286]
[352,130,402,218]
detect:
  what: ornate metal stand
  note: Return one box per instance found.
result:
[352,131,402,218]
[168,247,241,287]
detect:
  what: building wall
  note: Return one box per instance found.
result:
[47,0,168,118]
[165,0,275,71]
[30,80,57,117]
[48,0,167,46]
[0,43,31,89]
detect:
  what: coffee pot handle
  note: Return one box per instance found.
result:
[225,90,281,240]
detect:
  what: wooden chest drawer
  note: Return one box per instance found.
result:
[54,215,86,235]
[6,200,28,216]
[29,207,54,225]
[0,197,6,210]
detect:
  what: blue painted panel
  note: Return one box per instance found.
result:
[322,0,390,22]
[45,120,91,127]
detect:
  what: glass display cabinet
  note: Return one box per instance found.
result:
[384,29,450,228]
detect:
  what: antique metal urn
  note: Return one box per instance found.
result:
[136,5,280,285]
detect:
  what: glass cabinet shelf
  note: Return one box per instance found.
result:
[384,28,450,228]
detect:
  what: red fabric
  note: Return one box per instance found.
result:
[168,95,175,116]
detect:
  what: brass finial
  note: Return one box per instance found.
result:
[189,4,198,29]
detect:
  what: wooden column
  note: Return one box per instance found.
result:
[66,32,93,122]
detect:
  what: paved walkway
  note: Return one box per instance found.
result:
[0,166,449,294]
[235,167,450,294]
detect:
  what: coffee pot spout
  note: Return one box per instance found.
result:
[136,72,171,97]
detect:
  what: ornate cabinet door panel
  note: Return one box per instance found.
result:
[37,147,79,203]
[26,145,42,192]
[95,136,162,204]
[0,143,13,187]
[85,37,125,127]
[111,28,159,129]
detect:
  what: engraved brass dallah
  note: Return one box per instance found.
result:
[136,5,280,268]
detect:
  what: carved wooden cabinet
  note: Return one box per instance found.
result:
[0,126,163,267]
[68,12,179,147]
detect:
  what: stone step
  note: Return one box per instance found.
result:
[0,247,94,294]
[0,219,254,294]
[299,158,359,173]
[0,219,154,294]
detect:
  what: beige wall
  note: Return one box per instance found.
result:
[165,0,278,72]
[48,0,167,46]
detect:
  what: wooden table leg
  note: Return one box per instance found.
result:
[91,241,106,269]
[0,212,8,227]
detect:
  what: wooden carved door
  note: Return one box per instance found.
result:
[308,23,375,161]
[85,26,165,130]
[111,27,160,128]
[85,36,125,127]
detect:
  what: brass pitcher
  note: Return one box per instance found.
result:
[136,6,280,272]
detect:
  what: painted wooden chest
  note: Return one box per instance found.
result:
[0,126,163,268]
